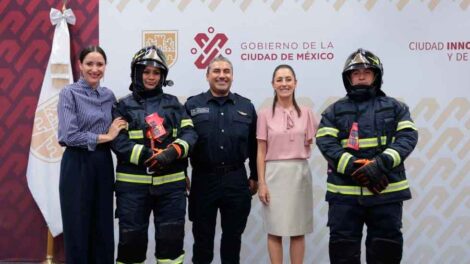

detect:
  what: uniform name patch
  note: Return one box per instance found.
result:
[191,107,210,116]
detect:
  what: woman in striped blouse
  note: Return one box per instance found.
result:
[57,45,126,264]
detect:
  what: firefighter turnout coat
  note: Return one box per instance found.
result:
[316,95,418,206]
[111,92,197,189]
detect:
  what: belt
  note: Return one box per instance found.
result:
[196,163,244,174]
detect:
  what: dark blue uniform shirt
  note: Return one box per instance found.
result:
[185,91,258,180]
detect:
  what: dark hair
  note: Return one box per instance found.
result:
[271,64,301,117]
[79,45,107,64]
[206,55,233,75]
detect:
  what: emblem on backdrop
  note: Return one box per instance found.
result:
[142,30,178,67]
[191,26,232,69]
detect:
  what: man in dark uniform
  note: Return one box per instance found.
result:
[185,55,258,264]
[316,49,418,264]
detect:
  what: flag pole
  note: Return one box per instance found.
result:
[28,3,75,263]
[62,0,67,12]
[44,229,54,264]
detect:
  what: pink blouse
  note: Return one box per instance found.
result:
[257,105,318,161]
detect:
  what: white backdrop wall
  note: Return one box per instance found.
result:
[100,1,470,263]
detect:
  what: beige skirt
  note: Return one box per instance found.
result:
[262,159,313,236]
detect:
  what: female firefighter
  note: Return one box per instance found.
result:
[111,45,197,264]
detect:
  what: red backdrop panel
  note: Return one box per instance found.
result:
[0,0,98,261]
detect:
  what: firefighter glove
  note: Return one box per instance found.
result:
[351,159,372,186]
[352,158,389,194]
[369,175,389,195]
[145,143,182,170]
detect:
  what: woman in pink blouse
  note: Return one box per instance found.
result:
[257,64,317,264]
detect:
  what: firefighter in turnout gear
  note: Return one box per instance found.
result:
[111,46,197,264]
[316,48,418,264]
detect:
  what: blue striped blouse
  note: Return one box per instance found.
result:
[57,78,116,151]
